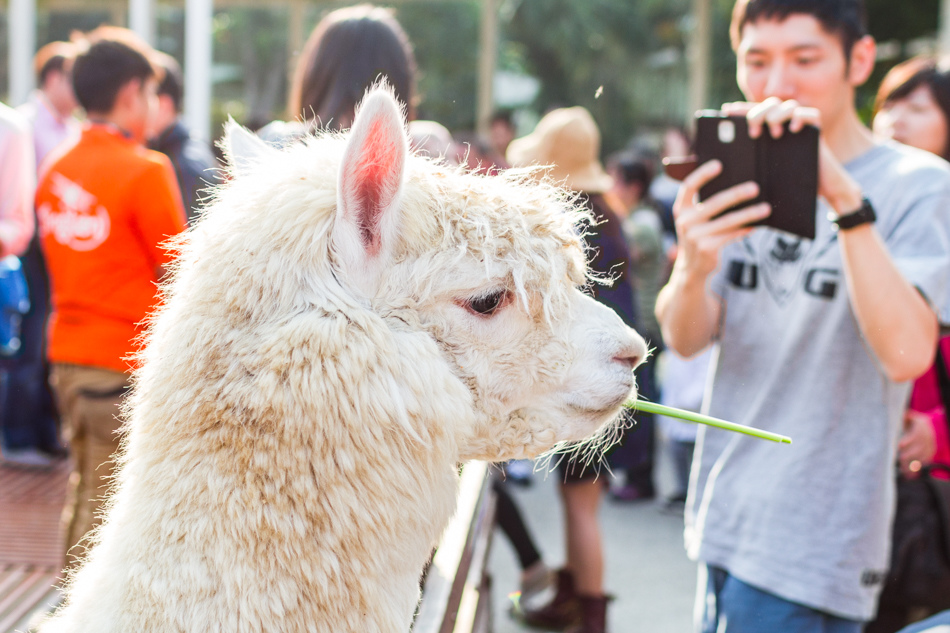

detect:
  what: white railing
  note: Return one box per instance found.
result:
[413,461,497,633]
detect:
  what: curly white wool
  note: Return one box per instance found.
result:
[38,87,645,633]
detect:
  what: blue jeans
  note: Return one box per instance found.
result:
[0,238,59,452]
[898,610,950,632]
[697,565,862,633]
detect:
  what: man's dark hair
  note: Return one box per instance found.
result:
[34,41,75,86]
[609,151,654,192]
[289,4,416,128]
[155,52,184,113]
[71,26,159,115]
[490,109,514,128]
[730,0,868,56]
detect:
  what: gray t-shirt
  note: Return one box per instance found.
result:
[687,141,950,621]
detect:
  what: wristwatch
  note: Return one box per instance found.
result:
[828,197,876,231]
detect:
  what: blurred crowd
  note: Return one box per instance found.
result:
[3,1,950,632]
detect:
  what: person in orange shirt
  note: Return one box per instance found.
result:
[34,26,186,569]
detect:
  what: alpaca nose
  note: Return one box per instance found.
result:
[613,333,648,370]
[613,351,641,370]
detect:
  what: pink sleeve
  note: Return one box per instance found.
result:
[932,408,950,467]
[933,337,950,467]
[0,110,36,256]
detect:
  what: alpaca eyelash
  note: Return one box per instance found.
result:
[464,289,511,317]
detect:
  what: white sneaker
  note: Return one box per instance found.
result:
[520,562,556,607]
[505,459,534,485]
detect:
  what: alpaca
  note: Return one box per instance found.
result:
[38,88,646,633]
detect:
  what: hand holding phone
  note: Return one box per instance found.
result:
[694,110,819,240]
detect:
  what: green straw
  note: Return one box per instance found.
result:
[624,400,792,444]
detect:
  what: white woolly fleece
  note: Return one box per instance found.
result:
[38,88,646,633]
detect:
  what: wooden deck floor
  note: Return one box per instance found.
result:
[0,461,68,633]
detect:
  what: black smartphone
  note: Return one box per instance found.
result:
[694,110,819,240]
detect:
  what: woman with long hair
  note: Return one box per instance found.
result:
[258,4,416,143]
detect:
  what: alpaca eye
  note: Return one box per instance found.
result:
[466,289,510,316]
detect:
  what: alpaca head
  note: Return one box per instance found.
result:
[219,87,646,462]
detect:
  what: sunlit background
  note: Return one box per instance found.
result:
[0,0,945,156]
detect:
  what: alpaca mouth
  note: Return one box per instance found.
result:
[566,374,636,418]
[558,398,628,444]
[567,403,617,418]
[566,388,633,420]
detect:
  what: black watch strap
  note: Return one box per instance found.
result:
[829,197,876,231]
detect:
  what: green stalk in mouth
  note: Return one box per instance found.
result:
[625,400,792,444]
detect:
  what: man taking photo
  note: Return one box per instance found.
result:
[656,1,950,630]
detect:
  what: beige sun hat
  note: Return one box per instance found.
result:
[506,106,614,194]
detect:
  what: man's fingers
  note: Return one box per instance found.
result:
[721,102,755,117]
[683,181,761,222]
[746,97,783,138]
[710,227,756,249]
[717,100,821,138]
[789,106,821,133]
[745,99,820,138]
[689,202,771,239]
[674,159,723,215]
[695,226,757,258]
[765,100,801,139]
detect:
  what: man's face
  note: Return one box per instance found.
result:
[44,69,78,118]
[736,14,855,125]
[490,120,514,154]
[128,77,159,143]
[147,93,178,141]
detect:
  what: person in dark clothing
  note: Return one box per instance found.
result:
[1,48,75,470]
[604,151,664,502]
[148,52,219,224]
[493,478,556,614]
[507,106,643,633]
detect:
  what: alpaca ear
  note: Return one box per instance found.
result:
[222,117,278,178]
[334,89,407,281]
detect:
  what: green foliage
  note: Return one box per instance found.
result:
[212,8,288,127]
[866,0,939,43]
[397,1,481,131]
[2,0,943,149]
[502,0,684,153]
[205,1,481,133]
[500,0,732,153]
[859,0,941,120]
[490,0,939,150]
[708,0,744,109]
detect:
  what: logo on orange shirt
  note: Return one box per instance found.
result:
[37,173,111,251]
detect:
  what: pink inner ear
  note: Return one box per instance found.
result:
[349,119,404,257]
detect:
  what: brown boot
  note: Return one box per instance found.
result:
[565,594,610,633]
[520,568,581,630]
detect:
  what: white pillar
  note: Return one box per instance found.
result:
[129,0,155,46]
[941,0,950,56]
[185,0,214,141]
[476,0,498,137]
[9,0,36,106]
